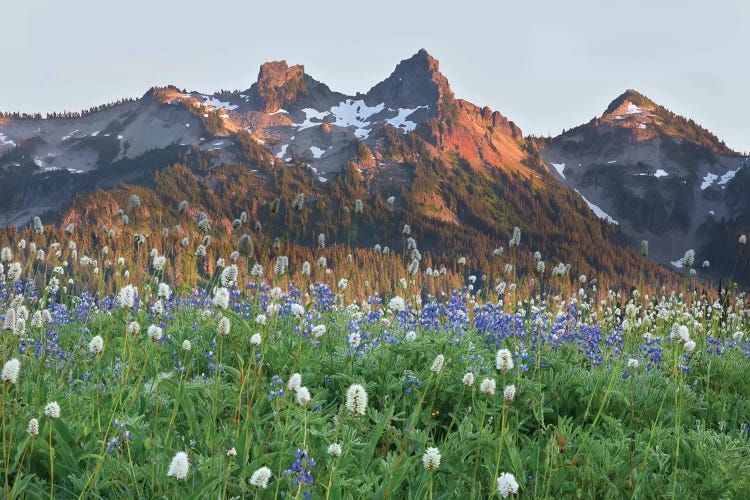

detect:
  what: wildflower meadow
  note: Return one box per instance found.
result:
[0,207,749,499]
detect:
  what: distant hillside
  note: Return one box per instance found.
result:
[1,50,733,290]
[536,88,748,284]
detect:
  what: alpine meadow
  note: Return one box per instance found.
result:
[1,3,750,498]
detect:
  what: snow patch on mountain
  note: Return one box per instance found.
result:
[700,166,741,190]
[310,146,325,159]
[626,103,641,114]
[45,167,83,174]
[654,169,668,178]
[202,96,238,111]
[292,101,427,138]
[701,173,718,190]
[385,106,428,132]
[62,130,80,141]
[0,133,15,148]
[575,190,618,225]
[276,144,288,159]
[550,162,566,178]
[718,168,739,186]
[329,99,385,139]
[297,108,331,130]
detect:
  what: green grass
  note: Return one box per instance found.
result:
[1,281,749,499]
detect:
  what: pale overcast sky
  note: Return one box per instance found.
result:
[1,0,748,151]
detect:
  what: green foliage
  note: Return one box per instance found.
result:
[1,284,749,498]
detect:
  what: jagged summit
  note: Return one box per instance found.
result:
[244,60,342,113]
[2,48,747,285]
[255,60,307,95]
[251,60,308,113]
[364,49,452,113]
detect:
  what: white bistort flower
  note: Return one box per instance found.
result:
[250,263,264,278]
[28,418,39,436]
[346,384,368,416]
[167,451,190,480]
[128,321,141,335]
[462,372,475,387]
[158,282,171,300]
[213,287,230,309]
[296,386,311,406]
[152,255,167,272]
[181,340,192,351]
[221,264,239,287]
[496,349,514,371]
[290,303,305,319]
[504,384,516,403]
[681,249,695,268]
[388,296,406,313]
[431,354,445,374]
[480,378,496,396]
[44,401,61,419]
[328,442,342,457]
[422,447,441,471]
[250,466,272,489]
[509,227,521,247]
[670,324,690,343]
[348,332,361,348]
[147,325,163,342]
[118,285,137,309]
[1,358,20,384]
[497,472,520,497]
[684,339,697,353]
[287,373,302,393]
[88,335,104,354]
[218,316,231,336]
[250,333,262,347]
[311,324,326,338]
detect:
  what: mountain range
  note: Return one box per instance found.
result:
[0,49,747,286]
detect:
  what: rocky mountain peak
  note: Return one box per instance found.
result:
[256,60,305,88]
[250,60,310,113]
[603,89,655,117]
[364,49,452,113]
[598,89,735,154]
